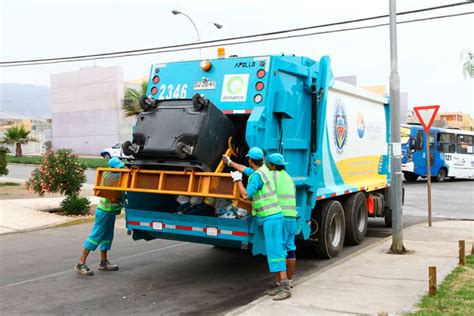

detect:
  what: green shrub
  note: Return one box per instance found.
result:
[26,149,86,196]
[0,147,8,176]
[60,194,90,215]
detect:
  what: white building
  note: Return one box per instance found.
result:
[51,66,136,155]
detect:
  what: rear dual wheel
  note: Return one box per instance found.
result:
[311,200,345,259]
[344,192,368,245]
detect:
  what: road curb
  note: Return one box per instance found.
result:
[227,220,461,316]
[226,233,394,316]
[0,213,125,236]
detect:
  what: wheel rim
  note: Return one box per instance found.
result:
[328,213,342,247]
[357,204,366,232]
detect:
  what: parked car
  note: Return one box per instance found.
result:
[100,143,124,159]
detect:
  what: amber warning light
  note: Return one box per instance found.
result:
[200,60,212,72]
[217,47,225,59]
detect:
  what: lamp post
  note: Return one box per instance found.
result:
[389,0,406,254]
[171,10,201,42]
[171,10,223,56]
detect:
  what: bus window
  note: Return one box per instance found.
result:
[456,134,473,154]
[429,133,435,152]
[437,132,456,153]
[401,127,410,144]
[414,130,435,151]
[415,131,424,150]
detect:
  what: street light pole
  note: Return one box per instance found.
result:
[172,10,201,42]
[172,11,223,59]
[389,0,406,254]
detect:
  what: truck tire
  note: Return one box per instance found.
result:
[312,200,345,259]
[102,153,111,159]
[343,192,368,245]
[403,172,418,182]
[122,141,133,156]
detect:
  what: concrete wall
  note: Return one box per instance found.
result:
[51,66,126,155]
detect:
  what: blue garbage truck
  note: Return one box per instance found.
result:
[94,53,392,259]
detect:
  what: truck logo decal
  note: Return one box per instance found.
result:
[357,112,365,138]
[333,99,348,154]
[234,61,256,68]
[221,74,249,102]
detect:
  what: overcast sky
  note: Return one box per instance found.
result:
[1,0,473,114]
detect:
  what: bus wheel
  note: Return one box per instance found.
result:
[344,192,368,245]
[312,200,345,259]
[435,168,447,182]
[404,172,418,182]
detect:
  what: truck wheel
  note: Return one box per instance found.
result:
[404,172,418,182]
[435,168,447,182]
[343,192,368,245]
[122,141,133,156]
[384,208,392,228]
[312,200,345,259]
[102,153,111,159]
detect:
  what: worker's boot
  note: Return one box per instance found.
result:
[273,280,291,301]
[264,282,280,296]
[98,260,119,271]
[75,263,94,276]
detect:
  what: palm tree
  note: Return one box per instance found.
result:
[1,125,38,157]
[460,49,474,79]
[123,81,148,117]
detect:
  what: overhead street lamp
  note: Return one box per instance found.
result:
[171,9,223,56]
[171,10,201,42]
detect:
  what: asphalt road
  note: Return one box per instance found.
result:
[1,165,472,314]
[403,178,474,220]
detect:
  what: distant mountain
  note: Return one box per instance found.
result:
[0,83,50,119]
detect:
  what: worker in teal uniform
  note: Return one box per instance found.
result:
[266,153,297,295]
[75,157,125,276]
[223,147,291,300]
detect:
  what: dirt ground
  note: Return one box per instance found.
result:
[0,183,94,200]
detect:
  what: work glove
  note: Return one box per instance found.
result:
[222,155,232,166]
[230,171,243,182]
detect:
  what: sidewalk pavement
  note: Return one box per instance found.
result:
[229,220,473,316]
[0,187,99,235]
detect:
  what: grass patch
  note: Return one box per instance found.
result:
[409,255,474,315]
[0,182,21,187]
[6,155,108,169]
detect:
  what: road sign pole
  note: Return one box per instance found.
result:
[414,105,439,228]
[426,131,432,226]
[389,0,406,254]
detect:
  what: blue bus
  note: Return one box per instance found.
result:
[401,124,474,182]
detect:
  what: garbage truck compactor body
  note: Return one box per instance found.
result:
[94,54,391,259]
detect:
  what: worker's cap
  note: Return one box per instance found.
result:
[246,147,264,160]
[268,153,288,166]
[108,157,125,169]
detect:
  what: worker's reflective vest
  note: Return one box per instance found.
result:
[249,165,282,217]
[98,197,122,213]
[273,170,297,218]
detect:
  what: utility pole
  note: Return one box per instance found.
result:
[389,0,406,254]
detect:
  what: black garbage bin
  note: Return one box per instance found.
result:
[128,96,234,171]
